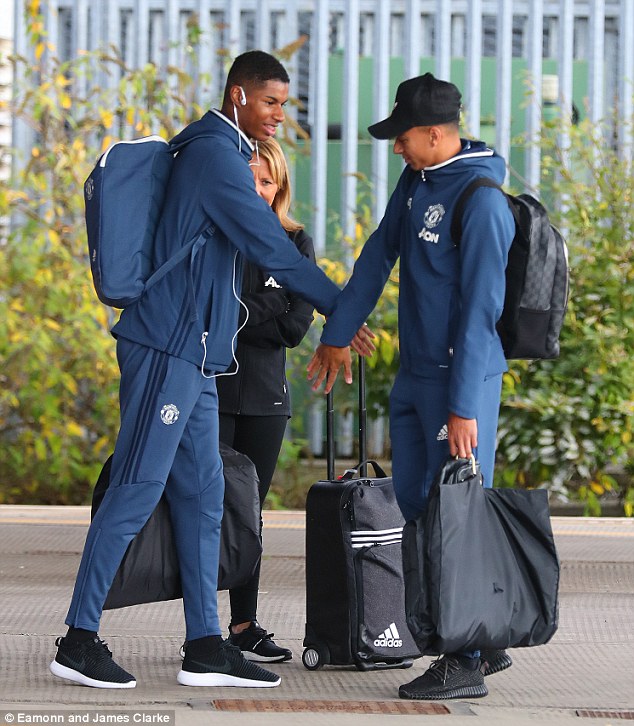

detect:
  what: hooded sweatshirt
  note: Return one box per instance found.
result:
[321,140,515,420]
[112,110,340,373]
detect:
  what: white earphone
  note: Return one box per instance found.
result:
[239,86,247,106]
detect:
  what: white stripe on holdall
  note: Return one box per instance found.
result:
[350,531,403,542]
[350,527,403,548]
[351,527,403,537]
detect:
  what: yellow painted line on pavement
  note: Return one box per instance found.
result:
[553,528,634,538]
[2,518,633,538]
[0,517,307,527]
[0,515,306,528]
[1,508,632,537]
[0,518,90,525]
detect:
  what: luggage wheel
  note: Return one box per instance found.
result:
[302,644,330,670]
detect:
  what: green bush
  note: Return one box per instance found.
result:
[495,115,634,514]
[1,7,632,512]
[0,9,205,503]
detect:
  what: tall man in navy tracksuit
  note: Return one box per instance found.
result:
[308,74,516,700]
[50,51,357,691]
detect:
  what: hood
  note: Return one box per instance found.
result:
[170,109,254,160]
[422,139,507,185]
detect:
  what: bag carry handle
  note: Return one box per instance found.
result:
[456,454,478,475]
[434,454,482,488]
[339,459,388,481]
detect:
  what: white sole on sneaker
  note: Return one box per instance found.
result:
[176,669,281,688]
[49,660,136,689]
[243,652,292,663]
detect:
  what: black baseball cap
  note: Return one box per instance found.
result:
[368,73,462,139]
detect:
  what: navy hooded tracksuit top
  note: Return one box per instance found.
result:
[112,110,341,373]
[321,141,515,420]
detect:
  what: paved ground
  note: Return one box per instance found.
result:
[1,506,633,725]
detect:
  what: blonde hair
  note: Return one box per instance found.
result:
[255,138,303,233]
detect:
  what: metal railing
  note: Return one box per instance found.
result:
[11,0,634,456]
[11,0,634,255]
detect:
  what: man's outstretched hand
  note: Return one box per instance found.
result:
[350,323,376,357]
[307,344,352,393]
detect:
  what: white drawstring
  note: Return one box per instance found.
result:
[200,251,249,379]
[233,104,242,154]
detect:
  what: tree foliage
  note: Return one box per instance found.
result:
[0,7,205,503]
[1,7,632,512]
[496,116,634,514]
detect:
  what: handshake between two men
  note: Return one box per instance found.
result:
[307,323,376,394]
[307,323,478,462]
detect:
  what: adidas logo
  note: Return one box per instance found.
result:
[436,424,448,441]
[373,622,403,648]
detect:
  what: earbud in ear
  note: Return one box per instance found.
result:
[239,87,247,106]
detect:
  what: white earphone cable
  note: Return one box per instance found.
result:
[200,251,249,379]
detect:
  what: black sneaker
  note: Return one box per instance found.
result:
[399,655,487,700]
[177,639,281,687]
[228,621,292,663]
[49,636,136,689]
[480,649,513,676]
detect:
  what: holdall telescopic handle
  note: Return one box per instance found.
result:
[325,355,367,480]
[358,356,367,477]
[326,378,335,481]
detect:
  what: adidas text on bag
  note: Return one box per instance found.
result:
[84,134,210,309]
[374,623,403,648]
[451,178,569,360]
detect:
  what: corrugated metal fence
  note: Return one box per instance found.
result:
[12,0,634,254]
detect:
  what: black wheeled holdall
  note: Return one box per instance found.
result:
[302,358,420,671]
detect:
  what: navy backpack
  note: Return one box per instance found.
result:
[84,134,209,308]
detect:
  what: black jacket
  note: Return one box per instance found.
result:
[217,229,315,416]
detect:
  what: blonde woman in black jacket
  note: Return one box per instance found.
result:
[217,138,314,662]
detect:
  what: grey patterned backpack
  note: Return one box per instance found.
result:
[451,178,569,360]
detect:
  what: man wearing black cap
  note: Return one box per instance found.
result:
[308,73,515,699]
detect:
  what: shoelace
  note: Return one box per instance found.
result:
[250,626,276,647]
[87,638,114,659]
[252,627,274,639]
[427,656,461,685]
[221,641,246,658]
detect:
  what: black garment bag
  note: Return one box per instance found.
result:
[91,442,262,609]
[402,456,560,655]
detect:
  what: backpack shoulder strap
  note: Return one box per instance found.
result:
[451,177,515,248]
[141,132,218,294]
[144,226,215,292]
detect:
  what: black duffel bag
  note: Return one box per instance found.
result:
[91,442,262,610]
[402,456,560,655]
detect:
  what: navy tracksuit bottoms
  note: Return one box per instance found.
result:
[65,338,224,640]
[389,369,502,522]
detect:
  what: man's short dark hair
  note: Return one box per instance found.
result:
[441,119,460,133]
[223,50,290,101]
